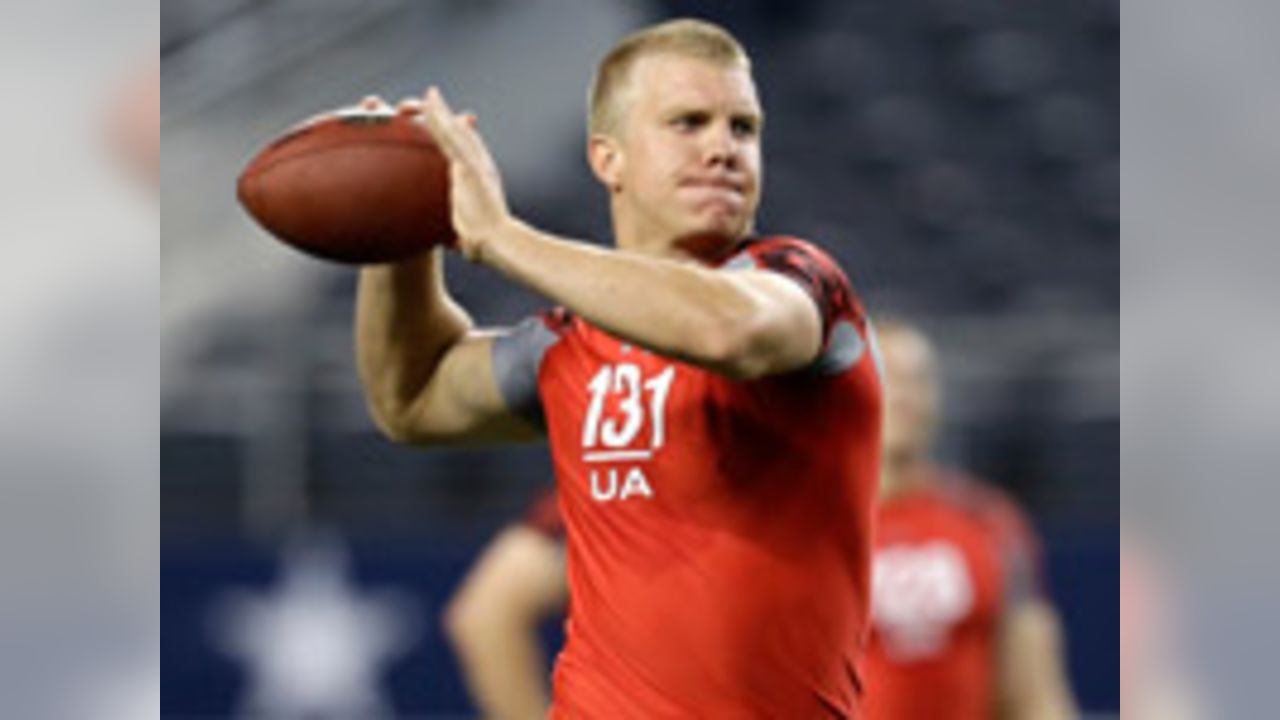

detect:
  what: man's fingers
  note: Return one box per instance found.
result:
[420,87,467,160]
[425,86,454,115]
[359,95,389,111]
[453,118,488,162]
[419,89,489,175]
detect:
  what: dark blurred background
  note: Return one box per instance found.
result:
[162,0,1117,716]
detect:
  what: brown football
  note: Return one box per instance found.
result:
[237,106,453,264]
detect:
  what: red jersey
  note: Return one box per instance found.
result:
[521,487,567,541]
[493,236,883,718]
[860,468,1042,720]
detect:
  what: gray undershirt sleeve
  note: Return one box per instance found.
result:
[491,316,558,429]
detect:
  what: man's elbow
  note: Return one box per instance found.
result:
[441,593,482,652]
[365,396,446,445]
[442,589,531,654]
[372,413,418,444]
[692,320,809,381]
[365,395,414,443]
[686,323,759,380]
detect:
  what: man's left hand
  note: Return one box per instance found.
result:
[411,87,512,262]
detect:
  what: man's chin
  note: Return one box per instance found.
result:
[699,211,755,238]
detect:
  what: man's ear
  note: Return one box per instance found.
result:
[588,133,623,192]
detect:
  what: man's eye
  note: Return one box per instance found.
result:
[672,114,704,130]
[731,119,758,137]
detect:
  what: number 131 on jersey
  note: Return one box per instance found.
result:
[581,363,676,462]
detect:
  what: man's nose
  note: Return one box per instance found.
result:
[702,122,739,167]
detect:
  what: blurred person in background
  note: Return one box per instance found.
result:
[860,319,1076,720]
[358,18,882,716]
[443,490,566,720]
[110,60,159,189]
[1121,535,1206,720]
[0,21,157,715]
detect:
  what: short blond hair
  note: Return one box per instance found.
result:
[588,18,751,136]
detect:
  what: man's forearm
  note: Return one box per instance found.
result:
[998,601,1079,720]
[356,249,472,431]
[479,220,767,370]
[452,616,552,720]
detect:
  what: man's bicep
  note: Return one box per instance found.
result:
[723,237,871,377]
[404,330,544,444]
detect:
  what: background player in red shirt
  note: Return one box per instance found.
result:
[861,320,1077,720]
[357,18,882,717]
[1120,536,1207,720]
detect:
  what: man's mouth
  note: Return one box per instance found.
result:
[680,176,746,195]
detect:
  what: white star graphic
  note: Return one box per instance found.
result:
[209,534,420,720]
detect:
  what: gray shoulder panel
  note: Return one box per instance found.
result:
[724,246,857,376]
[491,317,558,429]
[722,250,759,271]
[812,320,867,375]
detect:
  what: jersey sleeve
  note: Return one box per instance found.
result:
[490,310,566,429]
[951,475,1047,612]
[988,495,1047,611]
[520,488,566,541]
[726,236,872,375]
